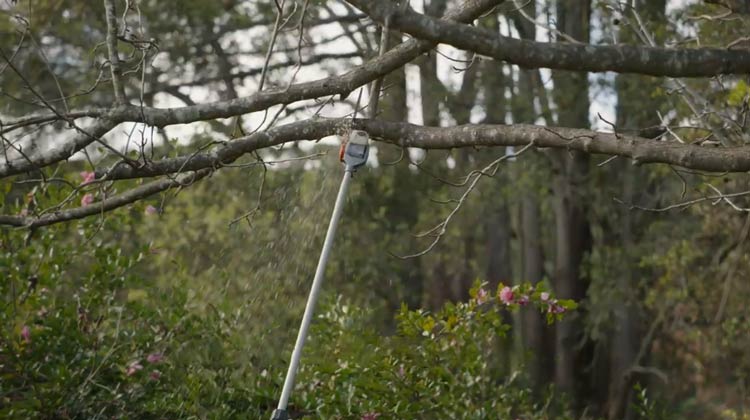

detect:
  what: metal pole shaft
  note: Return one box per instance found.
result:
[275,169,354,415]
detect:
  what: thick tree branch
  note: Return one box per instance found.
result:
[0,169,210,228]
[130,0,505,128]
[0,114,123,178]
[1,109,109,135]
[103,118,750,181]
[100,119,347,179]
[5,53,363,134]
[0,0,503,179]
[6,117,750,228]
[359,121,750,172]
[347,0,750,77]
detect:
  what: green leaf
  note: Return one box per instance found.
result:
[728,80,749,106]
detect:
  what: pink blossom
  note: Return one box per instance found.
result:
[79,171,96,184]
[499,286,514,305]
[397,364,405,378]
[126,361,143,376]
[146,352,164,364]
[476,287,489,304]
[540,292,550,302]
[517,295,530,306]
[81,193,94,207]
[547,301,566,314]
[18,208,28,217]
[149,370,161,381]
[144,205,158,216]
[20,325,31,344]
[361,413,380,420]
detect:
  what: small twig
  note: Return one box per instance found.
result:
[367,14,391,119]
[103,0,127,104]
[284,0,311,90]
[714,212,750,324]
[615,187,750,212]
[395,143,534,259]
[258,0,286,92]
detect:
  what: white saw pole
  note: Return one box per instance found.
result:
[271,131,370,420]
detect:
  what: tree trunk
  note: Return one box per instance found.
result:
[419,0,447,130]
[520,191,552,388]
[551,0,594,408]
[507,2,554,391]
[608,2,666,418]
[378,27,424,310]
[481,13,510,294]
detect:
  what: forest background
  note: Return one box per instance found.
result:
[2,0,750,419]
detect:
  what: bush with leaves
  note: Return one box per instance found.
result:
[0,215,282,419]
[2,171,582,419]
[1,211,581,420]
[292,283,577,419]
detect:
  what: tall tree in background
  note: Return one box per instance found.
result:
[505,1,554,392]
[550,0,594,405]
[606,1,668,417]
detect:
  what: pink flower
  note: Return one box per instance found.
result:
[547,301,566,314]
[499,286,514,305]
[397,364,405,378]
[144,205,158,215]
[149,370,161,381]
[126,361,143,376]
[146,352,164,364]
[81,193,94,206]
[517,295,530,306]
[540,292,550,302]
[20,325,31,344]
[18,208,28,217]
[361,413,380,420]
[79,171,96,184]
[476,287,489,304]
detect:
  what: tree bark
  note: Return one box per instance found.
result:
[348,0,750,77]
[608,2,666,418]
[380,27,425,310]
[551,0,594,408]
[507,2,554,391]
[520,191,551,388]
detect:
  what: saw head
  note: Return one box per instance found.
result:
[342,130,370,171]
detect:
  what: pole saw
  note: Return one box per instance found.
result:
[271,130,370,420]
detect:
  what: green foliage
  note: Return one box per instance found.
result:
[631,383,676,420]
[295,294,575,419]
[0,214,577,419]
[4,0,750,418]
[727,80,750,107]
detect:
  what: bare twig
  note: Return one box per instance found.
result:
[104,0,127,104]
[258,0,286,92]
[714,212,750,323]
[367,10,391,119]
[396,142,534,259]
